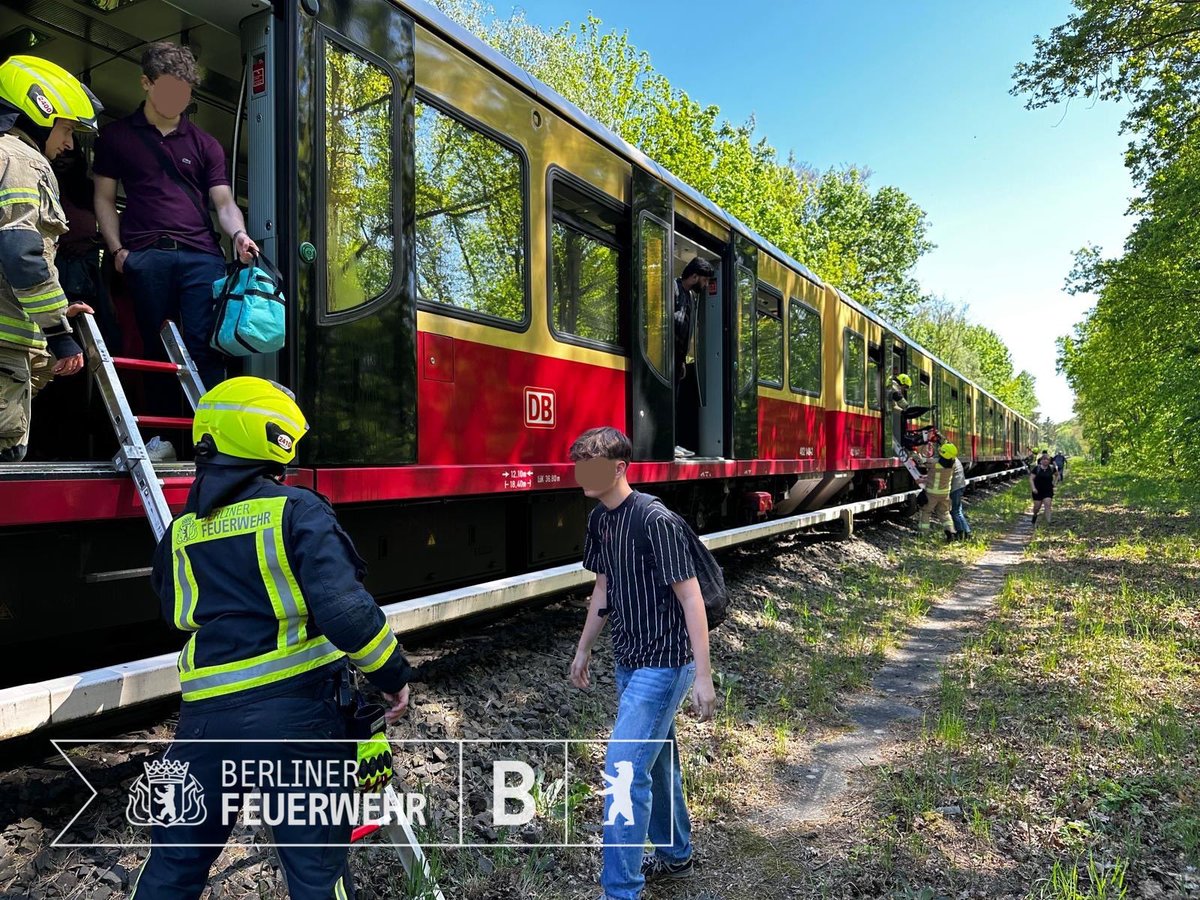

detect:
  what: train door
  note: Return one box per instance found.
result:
[629,169,675,460]
[293,0,418,465]
[729,235,759,458]
[884,337,906,454]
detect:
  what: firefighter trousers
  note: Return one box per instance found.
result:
[129,674,357,900]
[0,346,53,461]
[918,493,954,533]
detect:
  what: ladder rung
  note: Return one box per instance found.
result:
[135,415,193,429]
[112,357,181,374]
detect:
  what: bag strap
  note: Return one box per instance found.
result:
[129,124,221,246]
[250,251,284,289]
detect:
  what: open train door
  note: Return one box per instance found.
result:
[292,0,418,465]
[629,170,676,460]
[729,235,759,458]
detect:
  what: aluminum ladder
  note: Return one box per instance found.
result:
[76,313,204,542]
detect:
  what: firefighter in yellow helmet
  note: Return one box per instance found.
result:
[135,378,414,899]
[918,441,958,542]
[0,56,103,461]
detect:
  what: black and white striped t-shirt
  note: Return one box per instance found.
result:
[583,491,696,669]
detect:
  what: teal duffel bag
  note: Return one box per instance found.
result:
[209,253,286,356]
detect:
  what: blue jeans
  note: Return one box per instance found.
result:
[950,488,971,535]
[124,247,226,410]
[601,662,696,900]
[129,673,355,899]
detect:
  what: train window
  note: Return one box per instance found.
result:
[549,176,623,348]
[788,298,821,397]
[414,100,527,325]
[867,343,882,410]
[324,39,396,315]
[736,266,756,394]
[639,215,671,379]
[917,372,932,421]
[843,329,866,407]
[756,287,783,387]
[945,381,959,428]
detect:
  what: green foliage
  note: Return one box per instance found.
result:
[432,0,933,321]
[901,296,1040,417]
[1015,3,1200,474]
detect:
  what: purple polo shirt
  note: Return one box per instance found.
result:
[92,104,228,255]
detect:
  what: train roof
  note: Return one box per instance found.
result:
[406,0,1032,426]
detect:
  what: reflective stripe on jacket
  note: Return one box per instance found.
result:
[152,471,413,707]
[0,132,69,351]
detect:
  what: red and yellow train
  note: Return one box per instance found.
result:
[0,0,1033,657]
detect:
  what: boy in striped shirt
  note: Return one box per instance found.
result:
[567,426,716,900]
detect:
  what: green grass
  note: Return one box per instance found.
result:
[826,461,1200,895]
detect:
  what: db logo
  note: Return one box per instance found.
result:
[524,387,555,429]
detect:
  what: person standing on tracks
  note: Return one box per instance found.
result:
[1030,452,1057,526]
[918,441,958,542]
[131,377,414,900]
[567,425,716,900]
[0,56,101,462]
[673,256,714,458]
[948,445,972,541]
[93,42,259,407]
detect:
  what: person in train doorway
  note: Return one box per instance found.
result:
[0,56,102,463]
[567,426,716,900]
[673,256,715,459]
[918,441,958,542]
[131,377,414,900]
[93,41,260,460]
[888,372,911,455]
[948,443,972,542]
[1030,452,1057,526]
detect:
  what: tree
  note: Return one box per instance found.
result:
[432,0,933,321]
[1015,1,1200,472]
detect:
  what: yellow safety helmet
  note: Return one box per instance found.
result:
[193,377,309,466]
[896,373,912,387]
[0,56,101,132]
[938,441,958,460]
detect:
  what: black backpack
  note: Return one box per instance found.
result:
[627,492,729,630]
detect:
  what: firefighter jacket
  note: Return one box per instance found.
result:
[0,130,71,353]
[150,463,414,708]
[926,460,955,497]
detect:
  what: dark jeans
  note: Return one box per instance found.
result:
[124,247,226,413]
[129,674,356,900]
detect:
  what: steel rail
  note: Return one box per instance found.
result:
[0,467,1025,741]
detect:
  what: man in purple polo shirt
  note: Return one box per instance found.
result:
[93,42,257,401]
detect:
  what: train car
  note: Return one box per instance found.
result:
[0,0,1033,665]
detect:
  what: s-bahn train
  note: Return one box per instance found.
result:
[0,0,1034,657]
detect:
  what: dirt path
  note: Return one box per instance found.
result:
[766,524,1030,825]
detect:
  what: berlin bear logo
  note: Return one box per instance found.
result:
[127,759,206,828]
[600,760,634,827]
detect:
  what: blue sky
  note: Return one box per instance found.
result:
[496,0,1133,421]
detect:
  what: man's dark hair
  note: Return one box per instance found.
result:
[682,257,715,280]
[569,426,632,463]
[142,42,201,87]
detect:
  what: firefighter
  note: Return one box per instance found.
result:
[133,377,414,900]
[918,441,958,542]
[0,56,102,461]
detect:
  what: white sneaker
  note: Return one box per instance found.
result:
[674,445,696,458]
[145,436,177,462]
